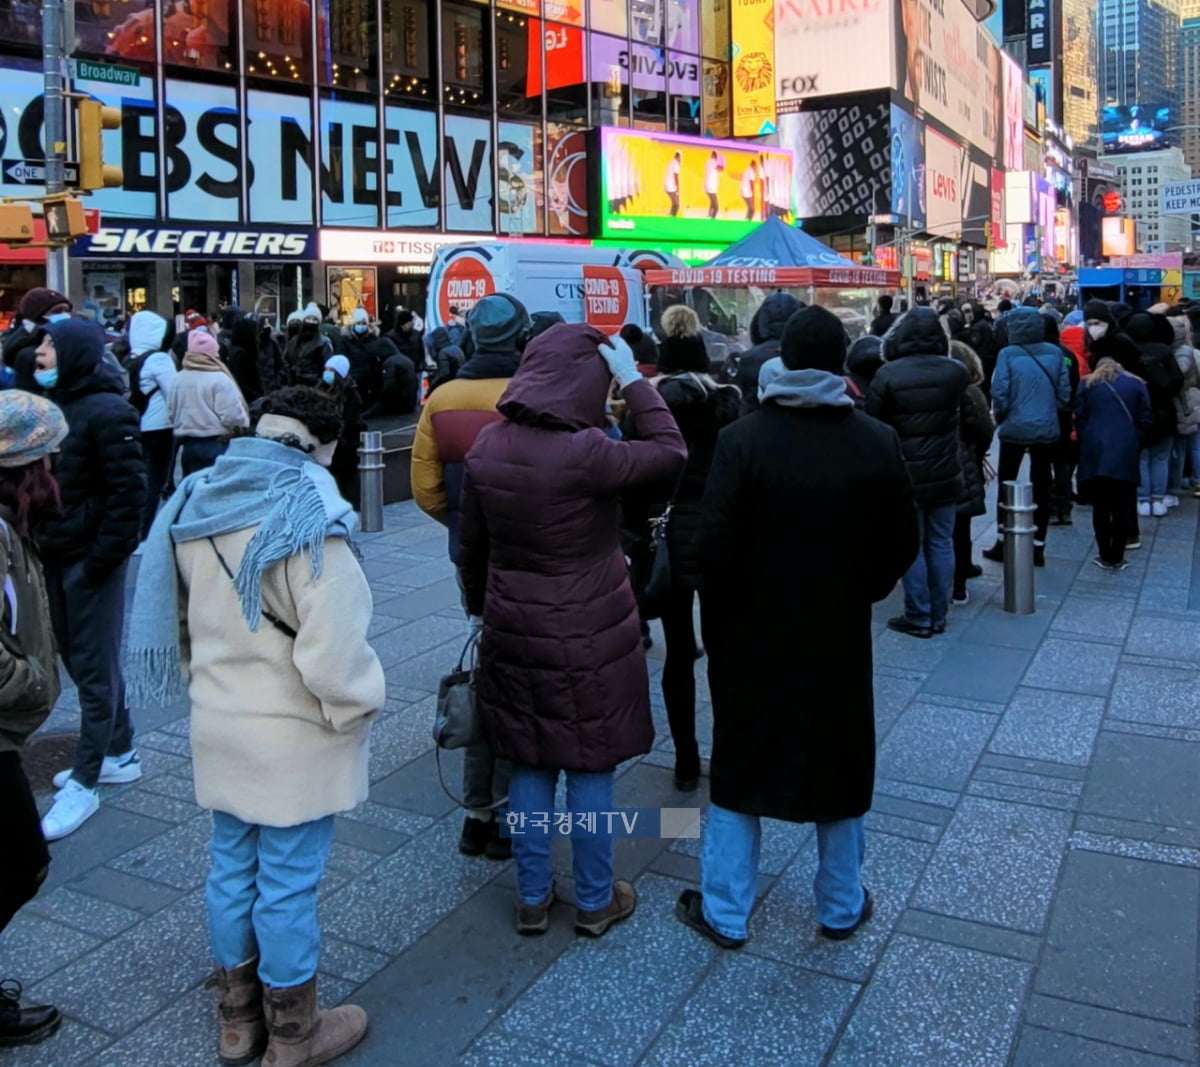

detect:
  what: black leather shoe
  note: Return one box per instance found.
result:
[982,542,1004,563]
[887,616,932,639]
[1034,545,1046,567]
[965,563,983,580]
[0,980,62,1047]
[484,818,513,861]
[819,888,874,941]
[675,890,746,949]
[458,815,492,856]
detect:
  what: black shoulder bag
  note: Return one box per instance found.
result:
[208,537,298,639]
[640,460,689,622]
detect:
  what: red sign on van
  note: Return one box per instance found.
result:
[437,256,495,323]
[582,266,628,335]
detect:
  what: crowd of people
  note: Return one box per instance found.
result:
[0,279,1198,1061]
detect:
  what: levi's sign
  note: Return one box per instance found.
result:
[1160,181,1200,216]
[74,225,315,259]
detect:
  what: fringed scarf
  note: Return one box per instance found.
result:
[125,434,356,706]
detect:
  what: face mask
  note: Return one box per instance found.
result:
[46,312,71,323]
[301,321,318,334]
[34,368,58,389]
[353,324,368,335]
[321,370,336,386]
[21,319,35,334]
[1088,323,1108,340]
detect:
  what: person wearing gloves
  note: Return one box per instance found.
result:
[124,310,178,538]
[458,327,686,937]
[0,392,68,1047]
[284,303,333,387]
[34,318,146,841]
[3,288,73,395]
[126,386,383,1067]
[168,329,250,477]
[317,354,366,509]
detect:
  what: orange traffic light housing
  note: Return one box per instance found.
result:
[76,98,123,190]
[0,203,35,244]
[44,197,89,240]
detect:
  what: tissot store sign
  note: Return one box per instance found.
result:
[73,225,316,260]
[0,69,516,232]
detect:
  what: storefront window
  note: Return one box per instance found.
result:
[442,2,491,112]
[162,0,238,71]
[255,263,312,322]
[588,0,625,38]
[669,52,701,135]
[382,0,433,101]
[666,0,698,53]
[630,0,662,45]
[589,32,628,126]
[543,22,587,124]
[243,0,314,84]
[0,0,41,51]
[318,0,379,94]
[498,120,542,236]
[71,0,155,61]
[496,10,539,117]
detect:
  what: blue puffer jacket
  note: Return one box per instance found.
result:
[991,307,1071,445]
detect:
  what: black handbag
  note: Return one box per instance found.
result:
[640,462,688,621]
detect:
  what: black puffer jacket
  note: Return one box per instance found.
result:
[1125,312,1185,441]
[226,317,263,403]
[731,293,803,415]
[865,308,970,507]
[964,304,998,387]
[341,329,397,409]
[2,325,41,394]
[624,372,741,591]
[38,318,145,577]
[285,328,333,386]
[845,336,883,407]
[957,382,995,517]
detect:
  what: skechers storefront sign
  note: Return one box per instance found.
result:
[0,68,515,231]
[74,225,316,260]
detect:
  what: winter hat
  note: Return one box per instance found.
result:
[1038,303,1063,324]
[351,308,370,326]
[0,392,68,468]
[394,309,415,329]
[184,309,208,328]
[301,302,322,324]
[17,287,72,323]
[529,311,566,341]
[187,328,220,359]
[468,293,529,350]
[656,304,708,373]
[620,323,660,366]
[324,354,351,380]
[780,306,847,373]
[1083,300,1116,325]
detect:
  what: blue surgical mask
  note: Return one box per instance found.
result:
[321,370,336,386]
[353,324,368,335]
[34,368,58,389]
[46,312,71,323]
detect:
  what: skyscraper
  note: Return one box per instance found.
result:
[1181,17,1200,174]
[1062,0,1100,145]
[1099,0,1180,110]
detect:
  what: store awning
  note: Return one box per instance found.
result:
[642,264,901,288]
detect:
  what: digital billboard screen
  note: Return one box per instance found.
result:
[597,127,794,242]
[780,101,890,220]
[1101,106,1174,154]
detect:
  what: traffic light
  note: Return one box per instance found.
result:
[0,203,35,244]
[44,197,88,240]
[76,98,123,191]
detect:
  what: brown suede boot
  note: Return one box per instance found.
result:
[204,958,267,1066]
[574,880,637,937]
[262,977,368,1067]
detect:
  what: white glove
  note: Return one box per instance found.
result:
[467,615,483,639]
[599,335,642,390]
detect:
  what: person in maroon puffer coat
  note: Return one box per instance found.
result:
[457,324,686,939]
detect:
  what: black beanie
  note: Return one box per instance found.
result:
[657,333,709,374]
[780,306,847,373]
[1083,300,1115,324]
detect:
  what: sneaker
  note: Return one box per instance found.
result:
[0,980,61,1047]
[1193,485,1200,498]
[575,880,637,937]
[1151,501,1168,517]
[1111,559,1130,571]
[458,815,493,857]
[965,563,983,581]
[40,779,99,841]
[981,542,1004,563]
[886,616,931,639]
[1137,501,1151,518]
[52,749,142,791]
[1126,536,1142,550]
[951,590,969,606]
[819,888,874,941]
[1092,556,1111,571]
[516,883,556,936]
[675,890,746,950]
[1164,495,1180,508]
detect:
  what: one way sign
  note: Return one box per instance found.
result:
[2,159,79,185]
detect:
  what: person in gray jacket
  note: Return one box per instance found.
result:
[982,307,1070,568]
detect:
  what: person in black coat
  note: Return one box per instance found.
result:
[865,308,973,638]
[870,294,898,337]
[622,326,740,792]
[4,288,73,394]
[1124,310,1184,515]
[729,292,803,415]
[844,335,883,407]
[384,310,426,368]
[425,326,466,396]
[948,341,995,604]
[341,309,397,412]
[677,305,917,949]
[33,318,146,841]
[285,303,334,386]
[961,301,998,390]
[317,354,366,510]
[255,315,287,397]
[225,315,263,404]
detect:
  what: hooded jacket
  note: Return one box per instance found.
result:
[225,316,264,403]
[128,310,178,433]
[1075,362,1153,485]
[457,323,686,771]
[844,336,884,407]
[2,321,42,394]
[864,308,971,507]
[285,315,334,387]
[1125,312,1185,440]
[340,326,397,410]
[1168,317,1200,435]
[38,319,146,577]
[731,293,802,414]
[990,307,1071,445]
[962,302,998,386]
[426,326,466,394]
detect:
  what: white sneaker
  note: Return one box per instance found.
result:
[52,749,142,791]
[1137,501,1151,518]
[41,779,100,841]
[1164,495,1180,508]
[1151,501,1168,517]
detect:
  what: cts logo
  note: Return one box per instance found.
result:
[779,75,820,95]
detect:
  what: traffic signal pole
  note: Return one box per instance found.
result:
[42,0,70,293]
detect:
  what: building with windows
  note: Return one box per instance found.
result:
[1181,17,1200,176]
[1099,0,1179,110]
[1102,146,1193,249]
[1061,0,1100,146]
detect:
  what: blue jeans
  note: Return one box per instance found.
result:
[1139,437,1173,502]
[700,804,866,940]
[206,811,335,988]
[901,502,956,629]
[507,765,614,911]
[1168,434,1187,495]
[1190,432,1200,486]
[180,436,227,477]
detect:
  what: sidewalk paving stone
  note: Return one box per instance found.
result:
[1107,664,1200,730]
[988,688,1107,766]
[1080,732,1200,831]
[876,703,998,792]
[1021,636,1121,696]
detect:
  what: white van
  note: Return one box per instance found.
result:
[425,241,684,334]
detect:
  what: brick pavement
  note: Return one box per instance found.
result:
[3,496,1199,1066]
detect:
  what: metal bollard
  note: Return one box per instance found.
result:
[358,430,385,533]
[1001,480,1036,615]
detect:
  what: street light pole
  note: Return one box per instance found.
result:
[42,0,70,294]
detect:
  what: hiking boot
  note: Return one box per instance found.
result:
[516,883,556,936]
[40,779,99,841]
[262,977,367,1067]
[575,880,637,937]
[886,616,931,639]
[0,980,61,1047]
[53,748,142,791]
[675,890,746,949]
[982,541,1004,563]
[819,888,874,941]
[205,959,266,1066]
